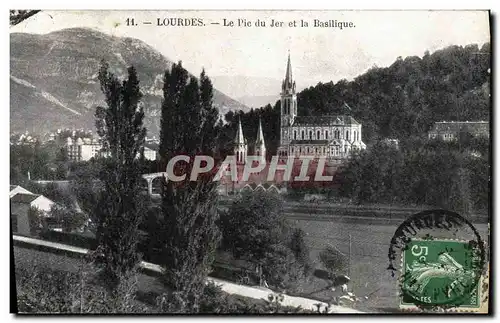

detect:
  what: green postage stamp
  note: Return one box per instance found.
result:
[400,239,488,312]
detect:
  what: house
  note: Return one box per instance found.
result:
[428,121,489,142]
[65,136,103,161]
[11,193,55,236]
[143,143,158,161]
[9,185,34,198]
[381,138,399,150]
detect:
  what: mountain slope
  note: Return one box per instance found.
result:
[10,27,249,135]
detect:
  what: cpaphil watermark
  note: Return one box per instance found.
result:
[164,154,335,183]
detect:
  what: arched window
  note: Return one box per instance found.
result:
[354,130,357,141]
[301,131,305,140]
[346,131,349,141]
[299,147,302,153]
[291,147,294,153]
[317,130,321,139]
[309,131,313,139]
[325,131,329,139]
[315,147,318,154]
[294,130,297,140]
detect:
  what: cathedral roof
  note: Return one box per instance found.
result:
[292,115,360,126]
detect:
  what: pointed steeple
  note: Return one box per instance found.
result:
[284,51,293,86]
[235,117,245,145]
[255,117,266,160]
[256,117,265,146]
[282,51,296,94]
[234,117,248,164]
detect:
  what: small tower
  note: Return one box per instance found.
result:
[234,118,247,164]
[255,117,266,161]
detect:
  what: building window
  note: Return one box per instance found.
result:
[299,147,302,153]
[301,131,305,140]
[317,130,321,139]
[309,131,313,139]
[315,147,318,154]
[346,131,349,141]
[291,147,294,153]
[294,130,297,140]
[325,131,329,139]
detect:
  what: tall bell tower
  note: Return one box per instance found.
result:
[279,52,297,152]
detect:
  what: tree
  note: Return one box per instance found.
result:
[27,207,44,236]
[222,42,490,145]
[49,204,88,233]
[157,62,221,312]
[288,228,312,275]
[10,10,40,26]
[92,61,147,295]
[220,190,307,289]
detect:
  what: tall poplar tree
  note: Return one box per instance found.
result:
[93,61,147,296]
[158,62,221,312]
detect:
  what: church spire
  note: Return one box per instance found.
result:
[284,51,293,86]
[234,117,248,164]
[282,51,296,94]
[255,117,266,160]
[235,117,245,144]
[256,117,265,146]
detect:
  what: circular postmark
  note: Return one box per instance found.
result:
[387,209,486,310]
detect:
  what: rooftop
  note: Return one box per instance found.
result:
[430,121,490,133]
[292,115,360,127]
[11,193,40,204]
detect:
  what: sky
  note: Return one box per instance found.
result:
[10,10,490,95]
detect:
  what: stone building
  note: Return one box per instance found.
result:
[276,54,366,162]
[428,121,489,141]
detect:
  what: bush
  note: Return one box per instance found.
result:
[15,263,148,313]
[319,246,349,276]
[49,204,88,232]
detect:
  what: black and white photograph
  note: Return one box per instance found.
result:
[8,9,492,314]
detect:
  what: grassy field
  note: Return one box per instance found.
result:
[288,211,489,312]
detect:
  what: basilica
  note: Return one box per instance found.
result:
[235,53,366,163]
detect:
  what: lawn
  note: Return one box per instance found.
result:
[289,212,489,312]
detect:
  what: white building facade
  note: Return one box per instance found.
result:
[277,54,366,162]
[66,137,103,162]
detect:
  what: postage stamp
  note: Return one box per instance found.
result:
[399,239,488,312]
